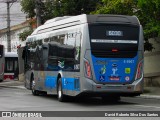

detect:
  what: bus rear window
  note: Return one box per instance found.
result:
[89,24,139,58]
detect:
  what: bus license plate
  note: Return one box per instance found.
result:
[109,77,120,81]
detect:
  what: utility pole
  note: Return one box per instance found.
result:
[35,0,42,27]
[2,0,17,52]
[6,1,11,52]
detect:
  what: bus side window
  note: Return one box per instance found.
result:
[48,43,58,70]
[42,45,48,69]
[75,32,81,64]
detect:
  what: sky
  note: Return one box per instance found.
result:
[0,0,27,30]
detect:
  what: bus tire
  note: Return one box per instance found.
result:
[57,78,66,102]
[31,77,39,96]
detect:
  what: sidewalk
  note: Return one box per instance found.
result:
[0,79,160,100]
[0,79,25,89]
[139,87,160,100]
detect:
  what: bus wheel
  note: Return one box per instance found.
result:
[31,78,39,96]
[57,78,66,102]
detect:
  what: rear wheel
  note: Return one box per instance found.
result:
[31,77,39,96]
[57,78,66,102]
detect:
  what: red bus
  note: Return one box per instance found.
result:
[0,44,5,82]
[4,52,19,80]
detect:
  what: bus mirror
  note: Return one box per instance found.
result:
[22,49,25,60]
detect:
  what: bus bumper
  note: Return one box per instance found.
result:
[79,77,143,97]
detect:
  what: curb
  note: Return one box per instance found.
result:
[0,85,26,89]
[1,84,160,100]
[138,94,160,100]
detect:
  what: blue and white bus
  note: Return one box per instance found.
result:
[23,14,144,102]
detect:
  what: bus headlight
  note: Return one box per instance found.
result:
[84,59,92,79]
[135,60,143,80]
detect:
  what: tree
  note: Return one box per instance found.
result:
[20,0,35,18]
[20,0,100,41]
[93,0,160,51]
[137,0,160,51]
[44,0,100,17]
[93,0,136,15]
[21,0,100,23]
[19,29,33,41]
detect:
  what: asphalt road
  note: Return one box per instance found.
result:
[0,87,160,120]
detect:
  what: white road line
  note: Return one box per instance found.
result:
[135,105,160,109]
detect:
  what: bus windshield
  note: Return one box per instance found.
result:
[89,24,139,58]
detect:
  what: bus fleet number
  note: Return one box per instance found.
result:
[124,60,134,64]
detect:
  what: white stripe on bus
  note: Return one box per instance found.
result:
[91,39,137,44]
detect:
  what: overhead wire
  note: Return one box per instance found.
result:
[0,0,26,29]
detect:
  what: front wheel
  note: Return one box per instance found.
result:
[31,78,39,96]
[57,78,66,102]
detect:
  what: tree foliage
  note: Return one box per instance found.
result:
[20,0,99,41]
[20,0,160,51]
[19,29,33,41]
[21,0,99,23]
[137,0,160,51]
[20,0,35,18]
[93,0,136,15]
[93,0,160,51]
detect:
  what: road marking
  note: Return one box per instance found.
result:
[135,105,160,109]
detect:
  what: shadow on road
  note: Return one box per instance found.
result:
[36,94,137,106]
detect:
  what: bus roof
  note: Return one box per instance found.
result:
[5,52,18,57]
[27,14,140,40]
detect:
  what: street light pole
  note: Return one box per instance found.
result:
[3,0,17,52]
[35,0,42,27]
[7,1,11,52]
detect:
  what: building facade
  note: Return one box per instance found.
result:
[0,21,30,52]
[144,38,160,86]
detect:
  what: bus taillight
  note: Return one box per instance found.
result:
[136,60,143,80]
[84,59,92,79]
[112,48,118,52]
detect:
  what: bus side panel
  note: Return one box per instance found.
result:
[24,70,33,90]
[51,25,82,96]
[62,72,80,96]
[43,71,58,94]
[79,23,94,92]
